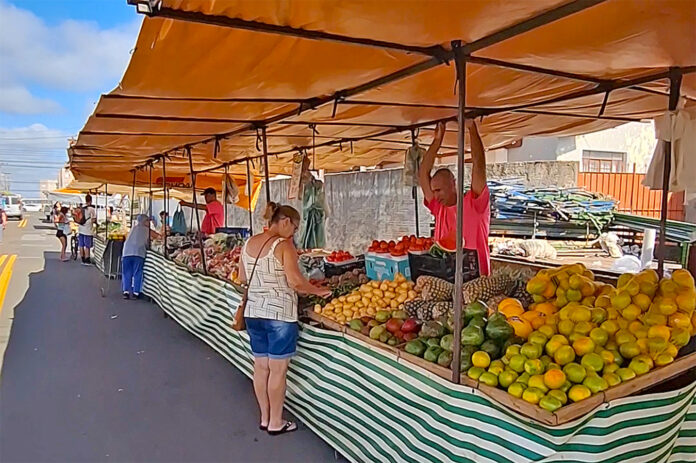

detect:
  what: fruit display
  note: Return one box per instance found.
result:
[314,273,418,324]
[326,250,355,263]
[401,301,518,369]
[400,269,531,322]
[466,264,696,412]
[347,310,421,346]
[169,232,245,282]
[368,235,434,256]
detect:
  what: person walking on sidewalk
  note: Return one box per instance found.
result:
[54,206,70,261]
[76,194,97,266]
[0,206,6,242]
[121,214,160,299]
[239,202,331,435]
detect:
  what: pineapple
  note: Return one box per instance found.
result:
[462,266,531,305]
[403,299,428,318]
[416,276,453,301]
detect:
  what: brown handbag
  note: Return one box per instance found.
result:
[233,236,276,331]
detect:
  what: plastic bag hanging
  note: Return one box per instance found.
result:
[222,173,240,204]
[403,142,425,187]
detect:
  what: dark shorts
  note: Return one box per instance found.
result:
[245,318,299,359]
[78,234,93,249]
[56,230,65,238]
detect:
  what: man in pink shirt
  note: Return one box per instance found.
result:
[418,120,491,276]
[180,187,224,235]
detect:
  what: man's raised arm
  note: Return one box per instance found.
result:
[418,121,447,203]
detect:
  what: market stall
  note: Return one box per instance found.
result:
[69,1,696,461]
[142,252,695,462]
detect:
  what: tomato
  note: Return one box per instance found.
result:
[371,240,379,247]
[388,240,396,247]
[379,241,388,250]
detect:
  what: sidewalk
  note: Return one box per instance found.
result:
[0,224,339,462]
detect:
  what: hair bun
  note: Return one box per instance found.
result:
[263,201,279,221]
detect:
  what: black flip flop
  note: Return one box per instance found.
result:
[267,421,297,436]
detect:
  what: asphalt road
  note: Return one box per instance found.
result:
[0,214,340,463]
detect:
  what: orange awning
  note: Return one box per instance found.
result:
[70,0,696,186]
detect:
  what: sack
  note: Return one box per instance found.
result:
[233,236,276,331]
[403,143,425,187]
[223,174,240,204]
[171,206,187,235]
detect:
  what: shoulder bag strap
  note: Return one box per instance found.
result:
[246,235,278,287]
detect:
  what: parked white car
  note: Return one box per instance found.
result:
[1,195,23,220]
[22,202,42,212]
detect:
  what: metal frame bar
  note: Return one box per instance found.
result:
[186,146,207,274]
[161,158,168,257]
[246,158,254,235]
[148,163,153,249]
[451,45,467,383]
[130,169,136,228]
[261,126,271,204]
[657,70,683,275]
[223,164,229,228]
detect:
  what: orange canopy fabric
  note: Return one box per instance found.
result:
[70,0,696,186]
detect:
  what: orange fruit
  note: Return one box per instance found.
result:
[675,289,696,314]
[619,342,641,359]
[600,320,619,336]
[654,353,675,367]
[647,324,671,341]
[622,304,642,321]
[553,345,576,366]
[670,328,690,348]
[543,369,567,390]
[669,312,692,330]
[542,282,558,300]
[658,298,678,316]
[671,269,695,288]
[580,353,604,373]
[583,375,609,394]
[522,387,545,405]
[507,382,526,398]
[528,374,549,393]
[572,337,596,356]
[568,384,592,402]
[632,293,652,312]
[660,279,679,297]
[547,389,568,405]
[539,394,563,412]
[563,362,587,384]
[472,351,491,368]
[595,295,612,309]
[611,291,632,310]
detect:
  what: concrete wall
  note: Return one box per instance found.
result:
[226,161,579,253]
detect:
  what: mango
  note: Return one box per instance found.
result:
[568,384,592,402]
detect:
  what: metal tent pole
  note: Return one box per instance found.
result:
[130,170,136,228]
[104,183,109,241]
[411,130,420,236]
[246,158,254,235]
[148,163,153,249]
[161,157,168,257]
[187,146,207,275]
[262,126,271,205]
[657,71,683,276]
[451,44,467,384]
[224,164,229,228]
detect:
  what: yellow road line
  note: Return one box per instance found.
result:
[0,255,7,269]
[0,254,17,314]
[19,219,27,228]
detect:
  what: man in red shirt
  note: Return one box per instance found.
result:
[180,187,224,235]
[418,120,491,275]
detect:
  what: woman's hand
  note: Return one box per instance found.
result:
[314,287,332,299]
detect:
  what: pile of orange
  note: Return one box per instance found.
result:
[483,265,696,412]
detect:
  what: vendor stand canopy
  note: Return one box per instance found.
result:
[69,0,695,188]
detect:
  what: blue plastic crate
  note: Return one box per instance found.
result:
[365,253,411,281]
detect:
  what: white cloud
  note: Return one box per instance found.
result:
[0,1,139,114]
[0,84,62,114]
[0,123,70,152]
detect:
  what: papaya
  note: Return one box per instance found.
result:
[464,301,488,320]
[480,339,501,359]
[437,350,453,367]
[404,339,426,357]
[485,312,514,342]
[424,345,444,363]
[440,334,454,351]
[461,325,485,346]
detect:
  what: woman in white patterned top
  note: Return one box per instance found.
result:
[239,202,330,436]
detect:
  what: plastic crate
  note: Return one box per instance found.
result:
[408,250,479,283]
[324,255,365,278]
[215,227,251,238]
[365,253,411,281]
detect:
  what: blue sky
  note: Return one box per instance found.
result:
[0,0,140,196]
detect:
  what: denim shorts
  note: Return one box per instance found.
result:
[245,318,299,359]
[78,234,93,249]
